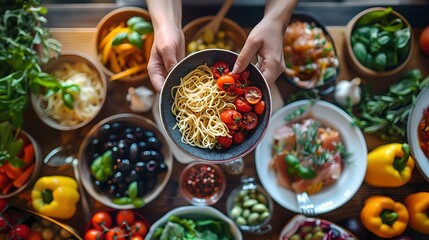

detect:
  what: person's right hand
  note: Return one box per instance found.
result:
[148,24,185,92]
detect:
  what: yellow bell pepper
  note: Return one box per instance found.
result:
[365,143,415,187]
[360,195,409,238]
[404,192,429,234]
[31,175,80,219]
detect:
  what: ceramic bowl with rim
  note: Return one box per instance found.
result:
[145,205,243,240]
[183,16,247,55]
[0,129,42,199]
[279,214,357,240]
[407,86,429,182]
[255,100,367,215]
[179,162,226,206]
[159,48,272,163]
[30,51,107,131]
[78,113,173,209]
[95,6,153,82]
[345,7,413,78]
[282,12,340,95]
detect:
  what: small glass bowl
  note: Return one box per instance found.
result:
[226,176,273,235]
[179,162,226,206]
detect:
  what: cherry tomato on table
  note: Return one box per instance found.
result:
[234,96,252,113]
[91,211,112,230]
[220,110,242,124]
[217,75,235,91]
[211,61,230,78]
[242,112,258,130]
[83,228,102,240]
[131,220,148,237]
[116,210,135,225]
[245,86,263,104]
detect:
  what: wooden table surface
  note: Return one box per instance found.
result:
[16,26,429,239]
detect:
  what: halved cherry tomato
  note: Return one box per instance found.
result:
[217,136,233,149]
[226,122,241,131]
[238,70,250,83]
[254,100,266,115]
[211,61,230,78]
[233,132,245,144]
[217,75,235,91]
[228,72,241,81]
[220,110,242,124]
[234,96,252,113]
[242,112,258,130]
[232,83,247,96]
[245,86,263,104]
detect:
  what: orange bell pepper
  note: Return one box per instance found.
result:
[360,195,409,238]
[404,192,429,234]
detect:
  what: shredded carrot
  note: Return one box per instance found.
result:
[13,162,35,188]
[99,27,128,50]
[143,33,154,62]
[110,64,147,81]
[117,43,137,52]
[101,40,112,65]
[109,52,122,73]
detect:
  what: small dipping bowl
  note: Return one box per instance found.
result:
[227,176,273,235]
[179,162,226,206]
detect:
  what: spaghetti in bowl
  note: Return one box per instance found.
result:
[159,49,272,163]
[31,52,107,131]
[255,100,367,214]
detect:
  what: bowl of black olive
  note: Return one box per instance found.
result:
[78,113,173,209]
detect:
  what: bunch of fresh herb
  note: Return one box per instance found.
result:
[348,69,429,142]
[0,0,79,128]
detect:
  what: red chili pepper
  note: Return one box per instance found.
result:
[211,61,230,79]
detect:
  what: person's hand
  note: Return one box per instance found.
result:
[232,18,286,87]
[148,24,185,92]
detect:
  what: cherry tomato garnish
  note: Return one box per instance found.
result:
[217,136,233,149]
[232,83,247,96]
[228,72,241,81]
[234,96,252,113]
[217,75,235,91]
[242,112,258,130]
[233,132,245,144]
[245,86,263,104]
[238,70,250,83]
[254,100,266,115]
[226,122,241,131]
[220,110,242,124]
[211,61,230,79]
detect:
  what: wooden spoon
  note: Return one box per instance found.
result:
[193,0,234,39]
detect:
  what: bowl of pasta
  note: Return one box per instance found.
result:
[255,100,367,215]
[159,49,272,163]
[31,51,107,131]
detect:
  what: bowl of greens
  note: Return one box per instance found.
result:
[145,205,242,240]
[345,7,413,77]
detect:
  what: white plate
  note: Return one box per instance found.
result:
[255,100,367,214]
[407,86,429,182]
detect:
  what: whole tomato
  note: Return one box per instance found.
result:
[116,210,135,225]
[9,224,31,240]
[131,220,148,237]
[83,229,101,240]
[105,228,126,240]
[420,25,429,56]
[91,211,113,230]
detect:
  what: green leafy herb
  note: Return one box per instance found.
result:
[111,16,153,49]
[0,0,67,127]
[346,69,429,142]
[0,122,24,167]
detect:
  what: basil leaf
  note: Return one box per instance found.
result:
[374,52,387,71]
[131,21,153,35]
[111,31,128,46]
[352,42,367,64]
[127,16,145,27]
[394,27,411,49]
[127,31,143,49]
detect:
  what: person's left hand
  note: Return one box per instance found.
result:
[232,18,286,86]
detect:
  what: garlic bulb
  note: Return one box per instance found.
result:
[126,86,154,112]
[334,77,361,107]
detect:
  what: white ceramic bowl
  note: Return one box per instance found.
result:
[407,86,429,182]
[145,206,242,240]
[255,100,367,215]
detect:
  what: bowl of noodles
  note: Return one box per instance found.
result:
[31,51,107,131]
[159,49,272,163]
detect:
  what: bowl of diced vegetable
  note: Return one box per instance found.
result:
[345,7,414,77]
[0,123,42,199]
[95,7,154,82]
[145,205,243,240]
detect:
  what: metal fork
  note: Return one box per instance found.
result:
[296,192,315,216]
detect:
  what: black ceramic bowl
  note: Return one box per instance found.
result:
[282,12,340,95]
[159,49,272,163]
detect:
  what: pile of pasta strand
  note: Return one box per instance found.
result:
[37,62,104,126]
[171,64,236,149]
